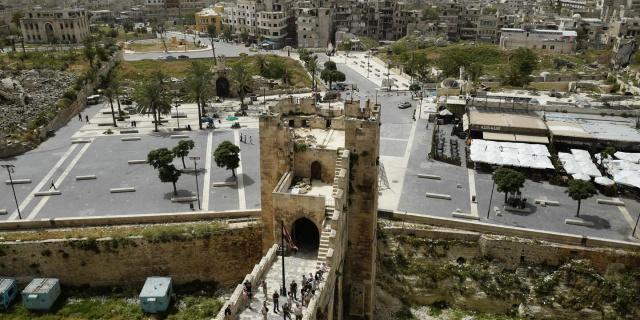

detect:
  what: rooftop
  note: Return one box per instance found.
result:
[0,278,15,293]
[23,278,58,294]
[293,128,345,150]
[286,180,333,197]
[140,277,172,298]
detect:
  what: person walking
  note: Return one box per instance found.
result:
[250,136,252,144]
[290,280,297,300]
[283,301,292,320]
[294,302,303,320]
[239,133,243,143]
[243,288,250,309]
[261,279,268,296]
[224,304,232,320]
[260,301,268,320]
[302,275,306,285]
[78,113,82,121]
[50,180,57,190]
[85,115,89,123]
[133,120,137,127]
[272,290,280,313]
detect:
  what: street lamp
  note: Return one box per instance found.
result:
[367,54,371,78]
[1,164,22,220]
[633,212,640,237]
[189,156,202,210]
[174,98,181,128]
[262,87,267,105]
[375,89,378,105]
[486,166,502,219]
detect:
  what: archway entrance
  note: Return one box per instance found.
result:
[311,161,321,180]
[44,23,55,42]
[216,77,230,97]
[291,217,319,251]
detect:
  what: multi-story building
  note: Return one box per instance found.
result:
[296,2,333,48]
[440,2,462,41]
[256,0,294,48]
[90,10,115,24]
[20,8,90,44]
[224,0,259,40]
[195,5,225,35]
[144,0,205,23]
[500,28,578,54]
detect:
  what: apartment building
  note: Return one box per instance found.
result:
[500,28,578,54]
[256,0,294,48]
[296,2,333,49]
[224,0,258,40]
[144,0,205,22]
[20,8,90,43]
[195,5,225,35]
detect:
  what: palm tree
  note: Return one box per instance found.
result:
[134,82,171,132]
[104,87,118,127]
[230,61,253,108]
[151,70,170,92]
[109,76,123,117]
[254,54,268,76]
[184,61,214,130]
[307,58,318,91]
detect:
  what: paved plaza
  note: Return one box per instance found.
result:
[1,43,638,244]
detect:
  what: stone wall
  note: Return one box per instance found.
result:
[0,225,262,287]
[272,191,325,233]
[294,147,338,183]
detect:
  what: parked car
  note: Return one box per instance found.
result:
[212,37,220,42]
[398,101,412,109]
[249,48,258,52]
[239,52,248,56]
[165,55,176,60]
[244,42,250,47]
[178,55,189,59]
[157,56,165,60]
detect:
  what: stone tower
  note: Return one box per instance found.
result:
[258,96,380,319]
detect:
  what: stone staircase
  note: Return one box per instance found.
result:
[316,149,345,268]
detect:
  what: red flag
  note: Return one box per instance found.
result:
[283,225,297,250]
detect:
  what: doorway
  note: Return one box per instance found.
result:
[216,77,230,97]
[311,161,322,180]
[291,217,320,251]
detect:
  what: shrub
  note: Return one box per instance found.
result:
[62,89,78,101]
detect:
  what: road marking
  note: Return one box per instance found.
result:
[234,131,247,210]
[613,197,635,229]
[202,131,213,211]
[380,137,409,142]
[27,140,93,220]
[468,169,479,216]
[8,144,79,220]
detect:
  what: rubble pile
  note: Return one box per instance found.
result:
[292,179,312,194]
[0,69,77,132]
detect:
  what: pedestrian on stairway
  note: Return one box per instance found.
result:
[224,304,232,320]
[243,288,250,309]
[86,115,89,123]
[290,280,297,300]
[261,279,267,296]
[78,113,82,121]
[260,301,268,320]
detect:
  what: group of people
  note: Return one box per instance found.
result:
[239,133,252,144]
[224,262,327,320]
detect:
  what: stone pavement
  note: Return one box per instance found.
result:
[236,249,319,320]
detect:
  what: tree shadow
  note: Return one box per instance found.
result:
[224,175,237,183]
[162,189,194,200]
[242,173,255,186]
[578,214,611,230]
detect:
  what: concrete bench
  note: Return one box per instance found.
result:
[151,120,169,124]
[452,210,479,220]
[170,135,190,139]
[565,219,595,227]
[34,191,62,196]
[426,193,451,200]
[75,175,96,180]
[0,209,7,215]
[5,179,31,185]
[170,114,188,118]
[417,174,441,180]
[96,123,114,127]
[173,127,188,132]
[494,206,502,217]
[110,187,136,193]
[181,168,199,173]
[534,199,560,206]
[121,137,141,141]
[213,181,237,187]
[71,139,91,144]
[171,197,197,203]
[102,111,116,114]
[596,199,624,206]
[128,160,147,164]
[120,129,138,134]
[504,205,531,213]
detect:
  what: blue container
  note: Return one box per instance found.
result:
[0,278,18,310]
[140,277,172,313]
[22,278,61,310]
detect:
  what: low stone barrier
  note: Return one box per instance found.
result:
[128,160,147,164]
[75,175,96,180]
[121,137,141,141]
[171,197,197,203]
[418,174,441,180]
[426,193,451,200]
[34,191,62,196]
[565,219,595,227]
[596,199,625,206]
[5,179,31,185]
[534,199,560,206]
[110,187,136,193]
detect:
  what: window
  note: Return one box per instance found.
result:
[550,46,555,50]
[542,45,546,49]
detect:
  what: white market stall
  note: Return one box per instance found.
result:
[470,140,554,169]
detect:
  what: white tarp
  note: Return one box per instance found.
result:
[594,176,614,186]
[470,140,554,169]
[597,153,640,188]
[614,152,640,163]
[558,150,602,177]
[572,173,591,181]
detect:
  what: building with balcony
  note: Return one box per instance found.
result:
[296,2,333,49]
[20,8,90,44]
[224,0,259,41]
[256,0,294,48]
[195,5,225,35]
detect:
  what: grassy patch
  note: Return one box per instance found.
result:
[128,41,201,53]
[0,50,90,74]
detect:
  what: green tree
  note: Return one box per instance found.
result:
[409,83,420,97]
[565,179,597,217]
[264,57,287,79]
[221,26,232,41]
[502,47,538,86]
[482,7,497,14]
[83,37,96,68]
[214,141,241,177]
[467,62,484,81]
[320,61,346,90]
[11,11,23,27]
[172,140,195,169]
[239,30,249,42]
[254,54,268,76]
[104,86,118,127]
[576,28,589,50]
[297,48,316,67]
[151,69,170,92]
[147,148,181,196]
[207,23,217,63]
[184,61,213,129]
[230,61,254,107]
[600,146,616,159]
[183,12,196,25]
[307,58,319,91]
[159,164,182,196]
[492,168,526,203]
[123,20,134,33]
[422,6,440,21]
[109,76,123,117]
[134,81,171,132]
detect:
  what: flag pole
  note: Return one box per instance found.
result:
[281,220,287,300]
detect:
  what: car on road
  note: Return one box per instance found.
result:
[398,101,412,109]
[239,52,248,56]
[244,42,250,47]
[157,56,165,60]
[165,55,176,60]
[178,55,189,59]
[249,48,258,52]
[212,37,220,42]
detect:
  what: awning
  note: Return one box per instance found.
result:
[483,132,516,142]
[462,114,469,131]
[263,41,277,45]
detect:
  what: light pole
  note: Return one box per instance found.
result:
[189,156,201,210]
[633,212,640,237]
[262,87,267,105]
[174,98,180,128]
[486,166,501,219]
[375,89,378,104]
[1,164,22,220]
[367,54,371,78]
